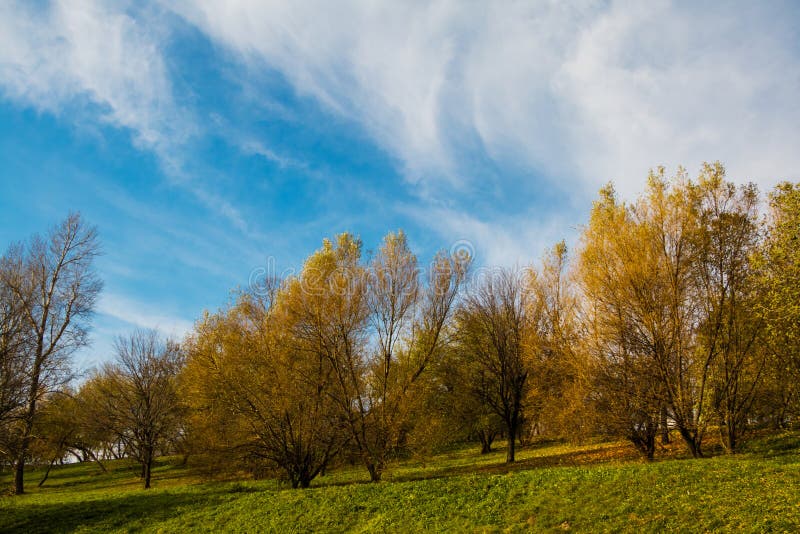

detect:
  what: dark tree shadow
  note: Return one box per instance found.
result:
[385,443,642,484]
[0,485,237,533]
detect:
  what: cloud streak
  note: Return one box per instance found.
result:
[170,0,800,195]
[97,293,194,339]
[3,0,799,373]
[401,203,574,268]
[6,1,796,234]
[0,0,186,158]
[0,0,262,233]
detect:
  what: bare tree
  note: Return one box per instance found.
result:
[457,268,531,463]
[0,213,101,494]
[0,264,28,466]
[86,330,183,489]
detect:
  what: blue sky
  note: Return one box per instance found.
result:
[1,0,799,370]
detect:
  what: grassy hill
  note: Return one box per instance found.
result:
[2,433,800,532]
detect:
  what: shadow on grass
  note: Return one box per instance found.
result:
[26,458,197,495]
[385,442,642,484]
[0,485,236,533]
[274,442,629,490]
[6,431,798,531]
[739,430,800,462]
[308,440,692,489]
[384,432,800,486]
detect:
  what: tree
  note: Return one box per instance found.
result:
[278,234,372,480]
[183,291,345,489]
[0,213,102,494]
[431,342,505,454]
[524,241,588,441]
[632,169,711,458]
[31,390,106,487]
[456,268,531,463]
[578,182,677,459]
[758,181,800,427]
[692,166,764,453]
[0,265,27,467]
[361,232,469,478]
[85,330,183,489]
[282,232,469,481]
[579,165,767,458]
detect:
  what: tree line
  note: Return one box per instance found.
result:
[1,162,799,492]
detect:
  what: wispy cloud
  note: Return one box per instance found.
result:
[402,203,574,268]
[97,293,194,339]
[552,1,800,193]
[0,0,187,158]
[169,0,464,185]
[0,0,263,233]
[8,1,794,228]
[240,140,305,170]
[170,1,800,195]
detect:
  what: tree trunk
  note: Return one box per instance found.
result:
[660,405,670,444]
[143,452,153,489]
[506,421,517,463]
[517,416,528,447]
[478,430,495,454]
[720,417,738,454]
[13,390,38,494]
[366,462,382,482]
[38,459,57,488]
[14,454,26,495]
[299,470,312,489]
[84,448,107,473]
[630,433,656,460]
[15,357,43,495]
[677,427,703,458]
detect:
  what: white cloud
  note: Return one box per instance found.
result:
[4,0,797,238]
[0,0,261,232]
[97,292,194,339]
[169,0,466,183]
[553,1,800,194]
[402,204,574,268]
[169,0,800,196]
[0,0,187,158]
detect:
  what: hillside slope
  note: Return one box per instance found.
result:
[2,434,799,532]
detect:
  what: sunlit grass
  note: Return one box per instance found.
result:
[2,432,799,532]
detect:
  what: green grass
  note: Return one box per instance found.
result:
[2,433,800,532]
